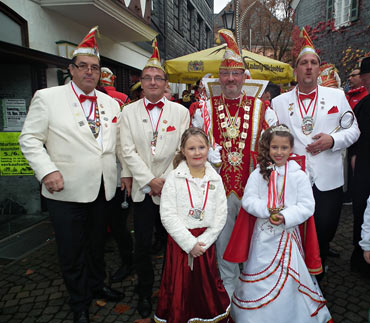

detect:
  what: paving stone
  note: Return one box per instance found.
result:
[4,299,18,307]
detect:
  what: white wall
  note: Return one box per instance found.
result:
[3,0,151,70]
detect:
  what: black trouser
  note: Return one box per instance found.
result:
[133,195,160,298]
[47,183,108,312]
[107,188,133,267]
[312,185,343,268]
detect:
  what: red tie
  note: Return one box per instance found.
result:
[146,101,164,110]
[79,94,97,103]
[299,92,315,101]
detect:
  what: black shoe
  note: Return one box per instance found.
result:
[328,248,340,258]
[93,285,124,302]
[137,296,152,318]
[110,264,133,283]
[73,310,90,323]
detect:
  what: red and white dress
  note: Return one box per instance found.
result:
[230,161,332,323]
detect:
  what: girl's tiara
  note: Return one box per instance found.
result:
[271,125,290,133]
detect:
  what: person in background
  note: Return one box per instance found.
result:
[261,81,281,107]
[100,67,130,108]
[129,81,144,102]
[271,28,360,281]
[120,39,189,318]
[346,67,368,109]
[360,195,370,265]
[349,56,370,277]
[19,27,124,323]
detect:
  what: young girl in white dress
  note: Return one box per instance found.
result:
[154,127,230,323]
[230,124,333,323]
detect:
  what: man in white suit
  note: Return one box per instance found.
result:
[271,29,360,279]
[120,39,189,318]
[19,27,123,323]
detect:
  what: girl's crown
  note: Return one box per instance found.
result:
[271,125,290,133]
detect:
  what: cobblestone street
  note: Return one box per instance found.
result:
[0,205,369,322]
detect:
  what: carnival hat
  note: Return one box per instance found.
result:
[296,27,320,64]
[360,57,370,75]
[100,67,115,86]
[72,26,100,59]
[144,38,165,73]
[217,29,245,70]
[318,63,341,88]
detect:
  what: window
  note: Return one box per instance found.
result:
[0,2,29,47]
[187,3,194,42]
[198,18,203,49]
[173,0,180,31]
[332,0,359,28]
[326,0,334,20]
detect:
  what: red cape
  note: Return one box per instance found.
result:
[223,207,323,275]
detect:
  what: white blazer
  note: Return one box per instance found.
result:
[120,98,190,204]
[271,85,360,191]
[19,82,121,202]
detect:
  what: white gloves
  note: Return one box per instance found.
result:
[208,143,222,165]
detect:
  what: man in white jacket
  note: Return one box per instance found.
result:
[271,29,360,279]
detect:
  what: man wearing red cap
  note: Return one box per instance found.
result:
[19,27,124,323]
[192,29,277,298]
[271,28,360,279]
[120,38,189,318]
[99,67,130,108]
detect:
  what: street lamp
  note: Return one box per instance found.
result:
[221,5,235,32]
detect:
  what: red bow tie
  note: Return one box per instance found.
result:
[79,94,97,103]
[146,101,164,110]
[299,92,316,101]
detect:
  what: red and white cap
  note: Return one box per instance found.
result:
[297,27,320,64]
[72,26,100,59]
[100,67,115,86]
[144,38,165,72]
[218,29,245,70]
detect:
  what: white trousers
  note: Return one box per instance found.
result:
[216,193,241,298]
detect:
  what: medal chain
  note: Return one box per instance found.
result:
[144,101,164,154]
[215,93,251,165]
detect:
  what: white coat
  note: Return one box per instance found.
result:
[160,161,227,253]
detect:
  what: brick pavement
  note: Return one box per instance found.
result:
[0,205,369,322]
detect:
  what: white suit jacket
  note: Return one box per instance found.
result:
[19,82,121,202]
[120,98,190,204]
[271,85,360,191]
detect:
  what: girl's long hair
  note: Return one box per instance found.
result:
[258,124,294,181]
[173,127,210,169]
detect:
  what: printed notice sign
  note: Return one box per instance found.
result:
[0,132,33,176]
[1,99,27,131]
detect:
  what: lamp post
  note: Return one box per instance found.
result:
[221,0,257,51]
[221,5,235,32]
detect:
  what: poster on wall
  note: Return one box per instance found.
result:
[1,99,27,131]
[0,132,34,176]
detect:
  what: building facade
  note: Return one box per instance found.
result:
[151,0,214,60]
[292,0,370,80]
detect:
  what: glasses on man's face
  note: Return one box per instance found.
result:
[141,76,166,83]
[349,73,360,78]
[72,63,100,73]
[219,70,244,77]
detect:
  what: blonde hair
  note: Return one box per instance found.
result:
[173,127,209,168]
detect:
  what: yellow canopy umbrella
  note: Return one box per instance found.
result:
[164,44,294,84]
